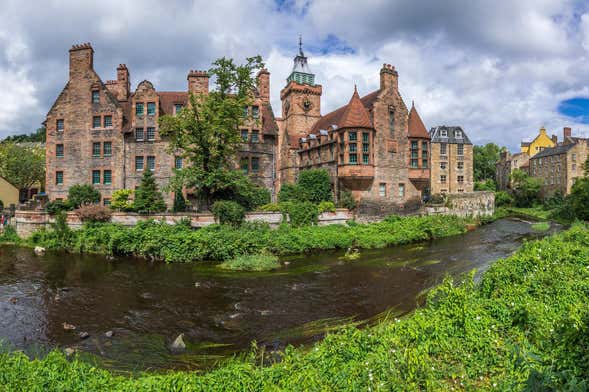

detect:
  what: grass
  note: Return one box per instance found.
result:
[217,254,280,271]
[0,224,588,390]
[531,221,550,232]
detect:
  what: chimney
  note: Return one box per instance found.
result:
[69,43,94,80]
[380,63,398,92]
[563,127,572,139]
[117,64,130,101]
[257,68,270,102]
[551,134,558,144]
[187,70,209,95]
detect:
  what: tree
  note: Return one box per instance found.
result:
[474,143,502,182]
[0,142,45,191]
[1,127,46,143]
[134,170,166,213]
[67,184,101,208]
[159,56,264,211]
[173,188,187,212]
[110,189,134,211]
[297,169,333,203]
[510,169,541,207]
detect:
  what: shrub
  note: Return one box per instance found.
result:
[318,201,336,214]
[0,225,19,243]
[173,190,187,212]
[474,179,496,191]
[338,190,357,210]
[75,205,112,223]
[510,169,541,207]
[211,200,246,227]
[567,177,589,220]
[543,191,565,210]
[218,254,280,271]
[494,191,514,207]
[110,189,134,211]
[297,169,333,203]
[428,193,446,205]
[45,199,74,214]
[134,170,166,213]
[259,203,280,212]
[278,183,302,203]
[283,201,319,227]
[67,184,101,208]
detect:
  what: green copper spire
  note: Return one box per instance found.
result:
[287,35,315,85]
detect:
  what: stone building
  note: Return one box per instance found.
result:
[495,150,530,190]
[520,127,556,157]
[44,43,278,205]
[277,45,432,213]
[429,126,474,194]
[529,129,588,197]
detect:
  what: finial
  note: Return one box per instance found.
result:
[412,99,414,108]
[298,34,304,56]
[354,84,357,93]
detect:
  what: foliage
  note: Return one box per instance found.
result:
[473,143,502,182]
[278,183,303,203]
[67,184,101,208]
[0,225,20,243]
[531,221,550,232]
[134,170,166,213]
[0,142,45,190]
[474,179,496,191]
[211,200,246,227]
[209,170,270,210]
[318,201,336,214]
[510,169,541,207]
[494,190,514,207]
[173,189,187,212]
[258,203,280,212]
[281,201,319,227]
[110,189,135,212]
[75,205,112,223]
[428,193,446,205]
[338,190,357,210]
[297,169,333,203]
[218,254,280,271]
[1,127,46,143]
[542,191,565,210]
[5,224,589,390]
[159,56,264,210]
[45,199,74,214]
[567,177,589,221]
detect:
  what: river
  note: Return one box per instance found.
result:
[0,218,559,372]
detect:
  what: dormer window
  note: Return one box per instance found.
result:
[440,129,448,137]
[92,90,100,103]
[455,130,463,138]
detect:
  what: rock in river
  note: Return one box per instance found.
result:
[62,322,76,331]
[170,333,186,352]
[34,247,46,256]
[78,331,89,339]
[105,330,114,338]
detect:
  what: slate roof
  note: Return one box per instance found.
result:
[310,89,379,134]
[530,143,575,159]
[408,103,429,139]
[429,126,472,144]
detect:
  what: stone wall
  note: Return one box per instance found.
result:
[14,208,352,238]
[423,191,494,218]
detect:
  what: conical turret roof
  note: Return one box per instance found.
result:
[339,86,372,128]
[408,102,429,138]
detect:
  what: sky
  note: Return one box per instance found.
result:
[1,0,589,151]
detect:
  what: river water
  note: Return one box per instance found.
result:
[0,218,559,371]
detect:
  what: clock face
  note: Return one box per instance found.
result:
[299,96,313,112]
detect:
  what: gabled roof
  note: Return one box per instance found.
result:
[531,143,575,159]
[158,92,188,115]
[408,103,429,139]
[310,89,379,134]
[261,103,279,136]
[338,87,372,129]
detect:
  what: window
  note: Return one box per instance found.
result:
[441,175,447,183]
[103,170,112,185]
[422,141,428,168]
[349,131,357,141]
[363,143,369,153]
[457,144,464,155]
[135,128,144,141]
[440,129,447,137]
[240,157,249,173]
[174,104,183,115]
[379,183,386,197]
[104,115,112,128]
[362,132,369,143]
[175,156,183,169]
[147,127,156,141]
[252,106,259,118]
[56,119,64,131]
[363,154,369,164]
[55,171,63,185]
[56,144,64,158]
[136,103,144,116]
[572,153,577,162]
[440,143,447,155]
[457,162,464,170]
[251,130,260,143]
[349,143,357,153]
[440,162,447,170]
[147,102,156,116]
[572,164,577,171]
[92,170,101,185]
[243,106,249,117]
[92,90,100,103]
[93,116,101,129]
[103,142,112,157]
[458,175,464,183]
[349,153,358,165]
[147,156,155,171]
[103,198,111,206]
[389,108,395,136]
[251,157,260,173]
[398,183,405,198]
[455,130,463,138]
[241,129,249,142]
[92,142,101,157]
[410,140,419,167]
[135,156,144,171]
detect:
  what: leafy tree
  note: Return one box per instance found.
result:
[211,200,245,227]
[474,179,496,191]
[278,184,302,203]
[159,56,264,211]
[1,127,46,143]
[0,142,45,191]
[568,177,589,221]
[110,189,134,211]
[510,169,541,207]
[134,170,166,213]
[297,169,333,203]
[67,184,101,208]
[173,189,187,212]
[473,143,502,182]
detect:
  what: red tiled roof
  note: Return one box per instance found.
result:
[158,91,188,115]
[310,89,380,133]
[408,103,429,139]
[261,103,279,136]
[338,87,372,129]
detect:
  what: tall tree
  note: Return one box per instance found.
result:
[134,170,166,213]
[158,56,264,211]
[473,143,502,182]
[0,142,45,190]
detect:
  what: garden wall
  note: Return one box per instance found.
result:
[424,191,495,218]
[14,209,353,238]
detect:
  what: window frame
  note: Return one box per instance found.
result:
[103,115,113,128]
[103,141,112,157]
[147,102,156,116]
[56,119,64,132]
[103,170,112,185]
[136,103,144,116]
[147,156,155,171]
[56,144,64,158]
[135,128,144,141]
[92,116,101,129]
[135,156,144,171]
[146,127,156,141]
[92,170,101,185]
[55,171,64,185]
[91,90,100,104]
[92,142,101,157]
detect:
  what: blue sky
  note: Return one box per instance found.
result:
[1,0,589,150]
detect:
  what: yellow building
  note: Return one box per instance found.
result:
[0,176,19,208]
[520,127,556,157]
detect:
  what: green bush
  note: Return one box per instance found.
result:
[211,200,246,227]
[67,184,101,208]
[474,179,496,191]
[567,177,589,220]
[173,190,187,212]
[218,254,280,271]
[510,169,541,207]
[45,199,74,214]
[110,189,134,212]
[338,190,357,210]
[134,170,166,213]
[297,169,333,203]
[282,201,319,227]
[494,190,514,207]
[0,225,19,243]
[259,203,280,212]
[318,201,336,213]
[278,183,301,203]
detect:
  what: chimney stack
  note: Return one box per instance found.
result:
[187,70,209,95]
[69,43,94,80]
[551,134,558,144]
[380,63,398,92]
[257,68,270,102]
[563,127,572,139]
[117,64,130,101]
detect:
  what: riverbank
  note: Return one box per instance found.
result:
[0,223,586,390]
[5,214,473,262]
